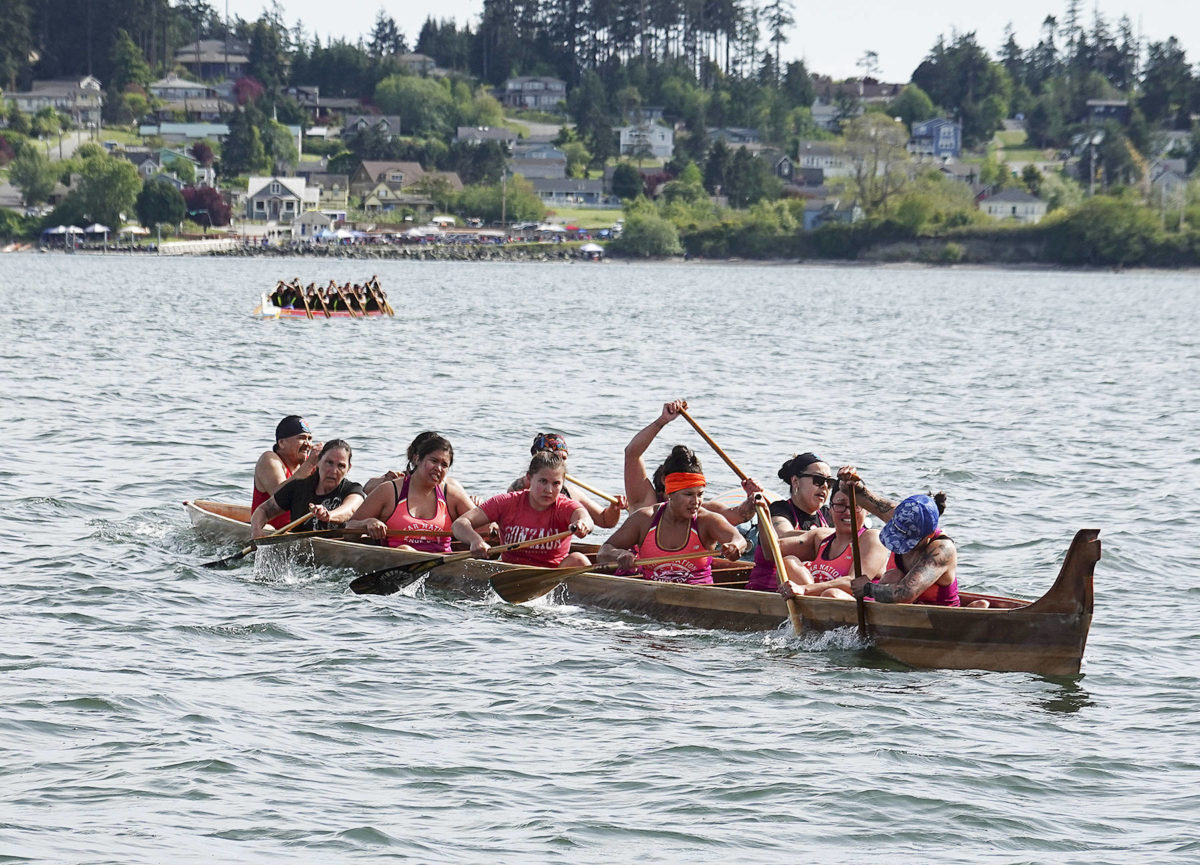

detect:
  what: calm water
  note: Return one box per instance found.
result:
[2,254,1198,864]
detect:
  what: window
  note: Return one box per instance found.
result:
[270,182,281,194]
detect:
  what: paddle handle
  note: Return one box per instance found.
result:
[848,484,869,639]
[254,511,312,540]
[487,527,575,556]
[564,474,620,505]
[679,407,749,482]
[754,494,804,634]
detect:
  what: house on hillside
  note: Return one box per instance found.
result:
[341,115,405,140]
[7,76,103,126]
[795,141,852,178]
[292,210,335,241]
[349,161,426,200]
[397,54,436,75]
[617,122,674,159]
[501,76,567,111]
[456,126,518,148]
[246,176,316,223]
[909,117,962,159]
[979,188,1046,224]
[1085,99,1131,125]
[509,143,568,180]
[530,178,615,206]
[174,39,249,80]
[708,127,762,146]
[300,173,350,215]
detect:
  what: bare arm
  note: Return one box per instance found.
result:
[452,506,495,557]
[363,470,403,496]
[697,511,747,561]
[250,497,285,537]
[597,507,654,568]
[344,483,397,540]
[624,400,685,511]
[838,466,897,522]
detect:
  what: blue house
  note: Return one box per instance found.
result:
[909,117,962,159]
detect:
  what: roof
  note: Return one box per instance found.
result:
[358,161,426,185]
[151,75,207,90]
[530,178,605,193]
[457,126,516,140]
[983,189,1043,204]
[247,176,307,199]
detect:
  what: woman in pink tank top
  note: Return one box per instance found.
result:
[598,458,747,585]
[345,433,476,550]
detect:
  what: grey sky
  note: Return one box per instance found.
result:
[221,0,1195,82]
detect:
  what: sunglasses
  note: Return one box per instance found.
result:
[799,473,835,488]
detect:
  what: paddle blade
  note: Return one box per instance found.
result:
[201,544,253,568]
[489,562,600,605]
[349,566,429,595]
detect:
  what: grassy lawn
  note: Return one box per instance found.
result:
[98,127,144,145]
[1003,147,1057,163]
[995,129,1028,147]
[539,205,623,229]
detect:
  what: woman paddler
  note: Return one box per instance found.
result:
[252,415,322,530]
[250,439,365,535]
[507,433,626,528]
[453,451,594,568]
[743,452,836,591]
[344,432,475,552]
[840,467,988,609]
[775,482,890,599]
[598,460,746,585]
[624,400,761,524]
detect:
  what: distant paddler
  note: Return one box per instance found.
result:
[252,415,322,530]
[344,432,476,552]
[507,432,626,528]
[251,439,365,536]
[598,459,746,585]
[624,400,761,525]
[453,451,594,568]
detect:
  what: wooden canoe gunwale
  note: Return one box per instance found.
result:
[184,500,1097,675]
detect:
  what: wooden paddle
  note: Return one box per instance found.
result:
[348,283,370,316]
[251,527,452,547]
[678,405,749,482]
[490,549,717,605]
[847,482,870,640]
[564,474,620,505]
[349,528,577,596]
[754,493,804,634]
[334,282,360,318]
[294,279,314,320]
[307,280,332,318]
[366,274,394,317]
[202,512,312,568]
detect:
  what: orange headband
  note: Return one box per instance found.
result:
[664,472,706,495]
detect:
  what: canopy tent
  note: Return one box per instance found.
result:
[118,225,150,235]
[42,225,68,235]
[64,225,84,234]
[430,215,456,225]
[83,223,111,234]
[579,242,603,254]
[536,223,567,233]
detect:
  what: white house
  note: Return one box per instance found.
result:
[501,76,567,110]
[617,122,674,159]
[246,176,318,223]
[795,141,853,178]
[979,189,1047,224]
[7,76,103,126]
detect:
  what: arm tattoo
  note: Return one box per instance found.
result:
[856,485,897,521]
[874,542,952,603]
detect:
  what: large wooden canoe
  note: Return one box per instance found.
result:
[185,500,1097,676]
[253,293,387,319]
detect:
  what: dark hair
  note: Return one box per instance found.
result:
[406,431,453,473]
[653,445,703,497]
[929,490,947,515]
[777,452,822,484]
[528,451,565,477]
[317,438,352,465]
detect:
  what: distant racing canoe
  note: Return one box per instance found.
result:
[253,293,386,319]
[185,499,1097,676]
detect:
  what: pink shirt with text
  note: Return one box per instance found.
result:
[480,490,581,567]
